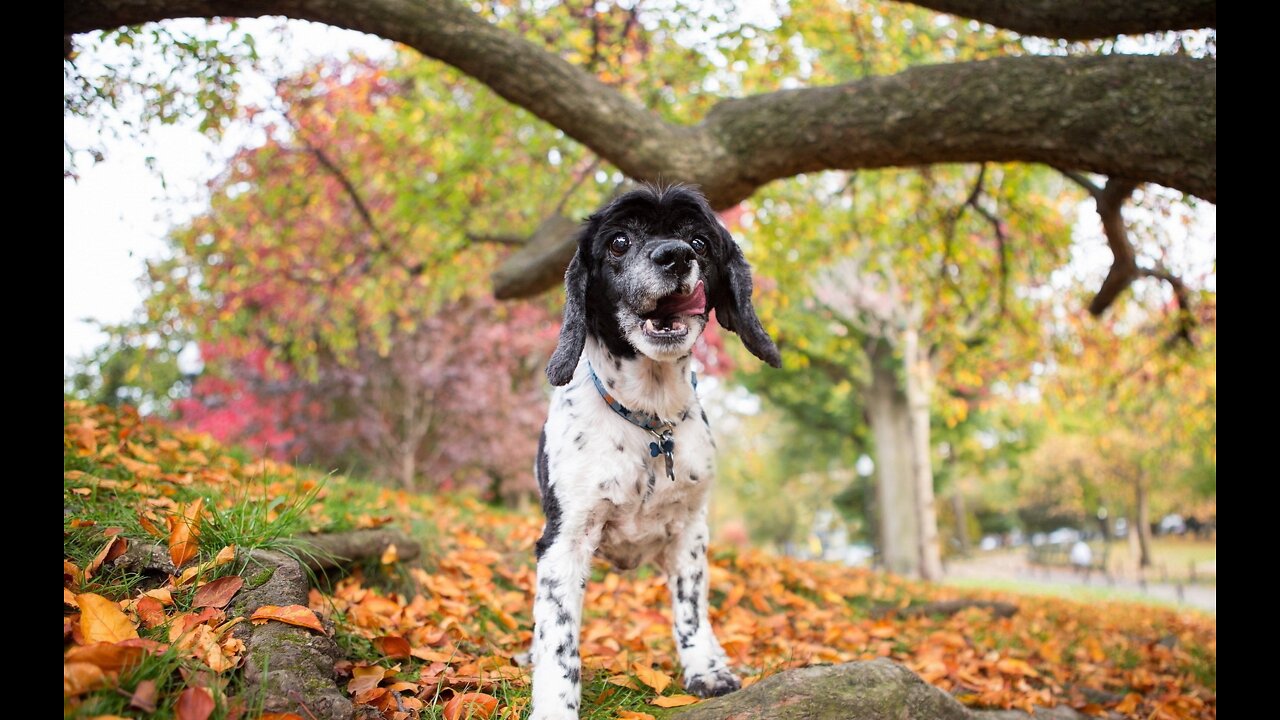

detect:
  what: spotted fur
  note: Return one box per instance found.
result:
[526,185,778,720]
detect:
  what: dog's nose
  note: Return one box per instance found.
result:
[649,241,695,277]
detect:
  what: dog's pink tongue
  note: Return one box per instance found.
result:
[656,281,706,316]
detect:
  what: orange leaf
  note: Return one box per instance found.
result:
[650,694,699,708]
[617,712,657,720]
[606,674,641,691]
[63,661,106,697]
[442,692,499,720]
[169,499,204,569]
[137,596,166,628]
[257,715,307,720]
[138,512,165,538]
[347,665,387,694]
[141,588,174,606]
[129,679,159,713]
[64,587,79,608]
[86,535,128,580]
[380,543,398,565]
[176,686,215,720]
[373,635,412,659]
[78,593,139,643]
[995,658,1039,677]
[194,576,244,609]
[631,662,673,694]
[64,642,146,672]
[250,604,325,633]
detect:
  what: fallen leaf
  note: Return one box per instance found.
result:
[169,498,205,568]
[176,545,237,586]
[138,512,165,538]
[996,657,1039,677]
[631,662,673,694]
[442,692,499,720]
[64,559,83,586]
[64,642,146,672]
[373,635,412,659]
[616,712,657,720]
[78,592,139,643]
[84,532,126,576]
[213,544,236,565]
[193,576,245,608]
[63,661,106,697]
[64,587,79,607]
[651,695,699,708]
[347,665,387,694]
[257,715,307,720]
[606,674,641,691]
[250,605,324,633]
[141,588,175,606]
[129,679,159,713]
[381,543,398,565]
[169,608,226,642]
[137,595,166,628]
[176,686,215,720]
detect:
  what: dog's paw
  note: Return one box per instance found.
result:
[685,667,741,698]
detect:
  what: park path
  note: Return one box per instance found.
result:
[943,550,1216,612]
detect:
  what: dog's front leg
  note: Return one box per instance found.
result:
[529,511,598,720]
[662,512,741,698]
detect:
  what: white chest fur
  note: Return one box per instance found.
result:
[542,341,717,571]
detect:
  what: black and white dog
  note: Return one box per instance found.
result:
[526,184,780,719]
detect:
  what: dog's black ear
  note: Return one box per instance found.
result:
[546,222,595,386]
[713,230,782,368]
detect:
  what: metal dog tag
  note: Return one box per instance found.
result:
[648,429,677,482]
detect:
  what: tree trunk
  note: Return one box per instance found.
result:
[866,343,921,577]
[1134,473,1153,568]
[399,439,416,491]
[903,326,943,580]
[952,491,971,555]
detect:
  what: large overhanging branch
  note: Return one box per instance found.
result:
[889,0,1215,41]
[66,0,1217,300]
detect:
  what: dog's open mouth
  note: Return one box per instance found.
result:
[642,281,706,339]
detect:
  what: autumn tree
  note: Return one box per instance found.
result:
[66,0,1216,316]
[142,58,566,495]
[1029,299,1216,566]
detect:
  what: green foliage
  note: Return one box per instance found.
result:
[65,21,260,176]
[66,320,191,415]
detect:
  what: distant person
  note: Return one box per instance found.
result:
[1070,540,1093,578]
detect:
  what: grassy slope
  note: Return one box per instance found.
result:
[64,401,1216,720]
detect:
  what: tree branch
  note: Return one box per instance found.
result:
[1063,173,1197,344]
[466,233,527,247]
[891,0,1215,41]
[1081,177,1140,316]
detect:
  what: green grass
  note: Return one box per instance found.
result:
[942,576,1215,616]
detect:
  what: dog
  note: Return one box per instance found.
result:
[526,184,781,719]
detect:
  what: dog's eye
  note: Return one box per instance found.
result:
[690,236,708,256]
[610,235,631,256]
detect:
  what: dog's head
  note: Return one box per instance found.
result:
[547,184,782,385]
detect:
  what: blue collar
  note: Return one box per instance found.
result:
[586,361,698,482]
